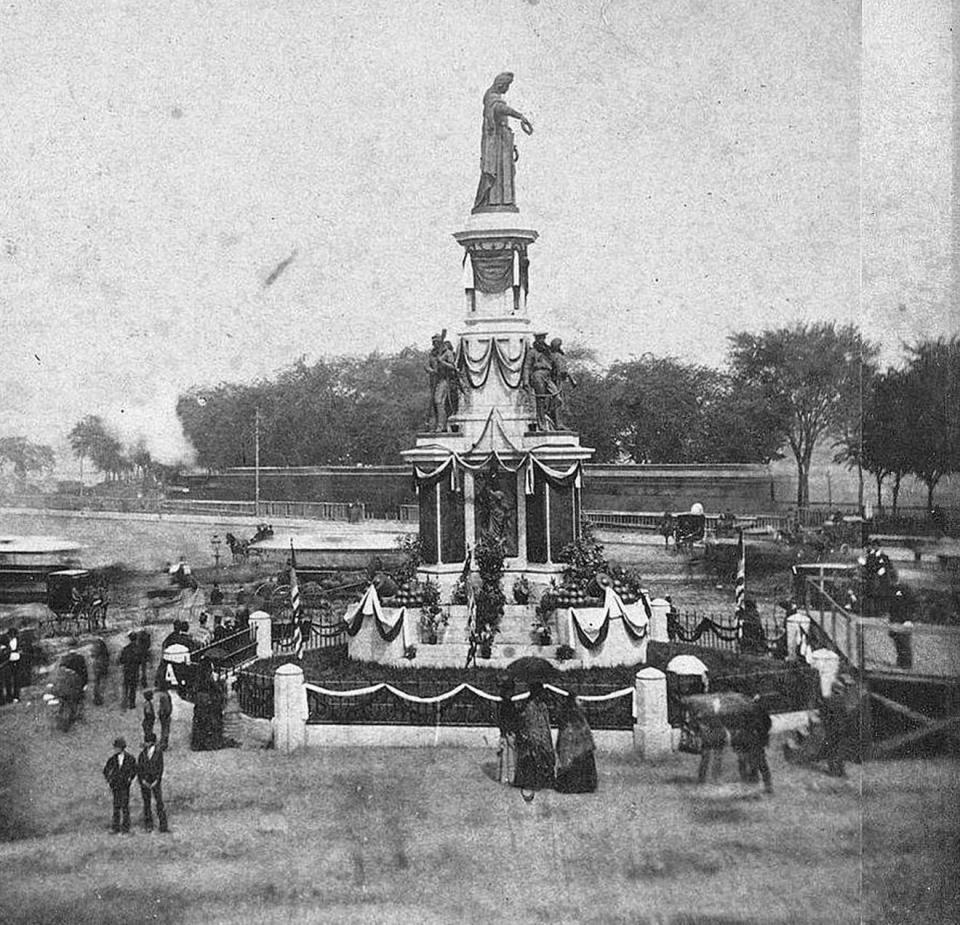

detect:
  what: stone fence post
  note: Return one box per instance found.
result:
[633,667,671,757]
[249,611,273,660]
[273,663,307,753]
[649,599,670,643]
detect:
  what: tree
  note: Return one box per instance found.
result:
[0,436,55,485]
[899,337,960,510]
[68,415,110,491]
[728,323,879,508]
[597,355,782,464]
[563,348,620,462]
[177,348,433,470]
[860,369,910,513]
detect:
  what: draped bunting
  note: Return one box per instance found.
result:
[344,585,405,642]
[457,336,527,390]
[470,251,514,293]
[303,680,634,706]
[569,589,650,651]
[570,609,611,649]
[413,452,582,489]
[667,610,788,654]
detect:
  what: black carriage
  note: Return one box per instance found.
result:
[46,569,108,635]
[674,513,706,552]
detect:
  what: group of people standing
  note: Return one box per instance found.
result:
[102,733,169,834]
[497,681,597,795]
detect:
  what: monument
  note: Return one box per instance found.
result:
[401,73,595,592]
[343,76,657,669]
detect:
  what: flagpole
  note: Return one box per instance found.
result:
[735,528,746,641]
[254,406,261,519]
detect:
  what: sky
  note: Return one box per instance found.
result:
[0,0,956,468]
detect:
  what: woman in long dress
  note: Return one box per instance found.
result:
[555,692,598,793]
[497,679,519,784]
[190,659,224,751]
[514,682,556,790]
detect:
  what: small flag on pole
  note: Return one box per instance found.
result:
[735,528,746,638]
[290,540,304,659]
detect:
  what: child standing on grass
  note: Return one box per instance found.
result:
[142,690,156,741]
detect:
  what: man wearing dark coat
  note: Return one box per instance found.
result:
[734,696,773,793]
[118,633,141,710]
[135,630,152,688]
[103,736,138,833]
[136,732,169,833]
[155,681,173,751]
[91,637,110,706]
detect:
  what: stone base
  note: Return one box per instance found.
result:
[417,563,564,598]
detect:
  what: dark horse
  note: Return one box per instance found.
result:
[225,533,249,564]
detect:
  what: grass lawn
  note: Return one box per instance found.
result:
[2,670,958,925]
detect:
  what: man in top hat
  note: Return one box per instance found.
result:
[103,736,138,833]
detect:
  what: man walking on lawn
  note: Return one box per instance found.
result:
[137,732,169,833]
[103,736,137,834]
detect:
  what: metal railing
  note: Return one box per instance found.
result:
[271,618,348,656]
[192,625,259,671]
[303,679,634,729]
[801,575,960,678]
[667,609,785,655]
[236,670,273,718]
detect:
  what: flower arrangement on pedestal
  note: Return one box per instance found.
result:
[418,580,447,644]
[473,533,506,656]
[531,591,554,645]
[512,575,531,604]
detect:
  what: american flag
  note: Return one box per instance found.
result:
[290,540,304,659]
[734,528,746,638]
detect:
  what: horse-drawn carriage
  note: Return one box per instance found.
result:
[45,569,108,636]
[674,513,706,553]
[226,524,273,564]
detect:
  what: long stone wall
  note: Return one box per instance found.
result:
[177,463,788,516]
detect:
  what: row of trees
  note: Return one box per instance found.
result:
[67,416,176,488]
[172,322,960,510]
[852,338,960,511]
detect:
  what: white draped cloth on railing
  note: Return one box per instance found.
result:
[302,680,634,706]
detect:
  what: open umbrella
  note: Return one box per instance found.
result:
[505,656,561,683]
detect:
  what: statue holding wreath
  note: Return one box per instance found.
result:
[473,72,534,213]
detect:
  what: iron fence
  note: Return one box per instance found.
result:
[667,609,785,655]
[304,679,635,729]
[193,626,259,671]
[271,618,348,655]
[236,670,273,718]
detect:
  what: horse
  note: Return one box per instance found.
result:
[225,533,249,564]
